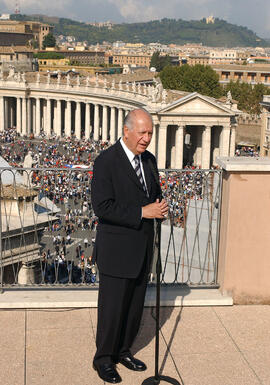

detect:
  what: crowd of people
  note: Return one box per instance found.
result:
[0,128,215,275]
[235,146,259,157]
[0,129,108,284]
[160,166,206,227]
[0,128,110,168]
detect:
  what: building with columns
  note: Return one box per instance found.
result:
[0,71,239,169]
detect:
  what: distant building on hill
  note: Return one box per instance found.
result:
[206,15,215,24]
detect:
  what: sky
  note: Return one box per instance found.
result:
[1,0,270,38]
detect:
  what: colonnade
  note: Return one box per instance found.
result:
[156,122,236,169]
[0,95,236,170]
[0,96,129,143]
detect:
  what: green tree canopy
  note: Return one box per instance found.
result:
[160,64,222,98]
[42,33,56,49]
[11,14,268,47]
[34,52,64,59]
[223,81,270,114]
[150,51,171,72]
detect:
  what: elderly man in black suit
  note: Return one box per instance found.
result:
[91,108,168,383]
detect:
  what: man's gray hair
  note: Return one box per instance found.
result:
[123,108,153,130]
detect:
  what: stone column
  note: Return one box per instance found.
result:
[42,100,46,132]
[118,108,123,137]
[16,97,22,133]
[66,100,72,138]
[102,105,108,141]
[46,98,51,136]
[171,145,176,168]
[110,107,116,143]
[21,97,27,136]
[220,124,231,157]
[229,126,236,157]
[157,123,167,169]
[75,101,81,140]
[56,99,62,137]
[0,96,4,131]
[27,99,31,134]
[4,97,9,129]
[175,125,184,169]
[35,98,41,136]
[94,104,100,140]
[85,102,91,140]
[10,100,15,128]
[201,125,211,169]
[147,120,157,155]
[32,100,36,134]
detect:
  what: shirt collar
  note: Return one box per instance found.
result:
[120,138,140,163]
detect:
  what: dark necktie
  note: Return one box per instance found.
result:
[134,155,148,196]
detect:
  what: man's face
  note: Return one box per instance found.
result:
[123,112,153,155]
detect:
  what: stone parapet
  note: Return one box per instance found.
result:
[216,156,270,303]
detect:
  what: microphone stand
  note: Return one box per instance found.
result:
[142,216,180,385]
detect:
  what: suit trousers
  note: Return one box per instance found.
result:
[93,255,149,365]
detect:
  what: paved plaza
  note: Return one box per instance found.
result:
[1,304,269,385]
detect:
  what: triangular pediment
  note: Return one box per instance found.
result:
[159,92,234,116]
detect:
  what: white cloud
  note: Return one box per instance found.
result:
[107,0,158,21]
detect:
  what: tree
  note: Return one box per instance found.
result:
[30,38,39,49]
[160,64,222,98]
[223,81,270,114]
[150,51,171,72]
[34,52,64,59]
[42,33,56,49]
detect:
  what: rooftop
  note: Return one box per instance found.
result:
[0,45,33,53]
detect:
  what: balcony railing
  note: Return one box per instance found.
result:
[0,167,222,288]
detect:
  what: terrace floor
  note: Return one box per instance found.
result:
[0,297,269,385]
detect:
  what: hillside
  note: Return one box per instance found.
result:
[10,14,268,47]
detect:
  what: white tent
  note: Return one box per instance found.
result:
[0,156,24,185]
[34,196,61,215]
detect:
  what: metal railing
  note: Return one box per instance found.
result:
[0,167,222,288]
[157,169,222,286]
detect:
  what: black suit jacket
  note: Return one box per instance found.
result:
[91,139,161,279]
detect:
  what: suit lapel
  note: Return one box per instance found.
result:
[114,140,145,193]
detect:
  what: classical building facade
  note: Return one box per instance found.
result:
[112,54,151,68]
[260,95,270,156]
[0,71,238,169]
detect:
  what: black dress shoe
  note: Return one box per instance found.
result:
[93,362,122,383]
[119,355,147,371]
